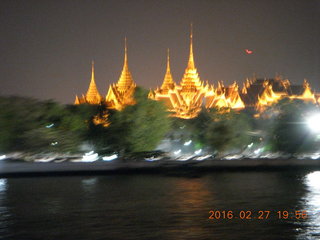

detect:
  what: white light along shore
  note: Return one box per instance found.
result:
[1,159,320,177]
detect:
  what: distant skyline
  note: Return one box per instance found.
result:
[1,0,319,103]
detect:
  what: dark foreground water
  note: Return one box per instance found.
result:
[0,171,320,240]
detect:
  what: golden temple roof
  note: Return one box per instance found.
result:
[117,38,135,92]
[161,49,175,90]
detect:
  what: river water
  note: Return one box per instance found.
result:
[0,171,319,240]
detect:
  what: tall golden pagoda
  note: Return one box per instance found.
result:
[149,25,206,119]
[105,38,136,110]
[148,49,177,110]
[179,26,203,91]
[160,49,176,92]
[74,61,103,105]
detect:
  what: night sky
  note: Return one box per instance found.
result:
[1,0,319,103]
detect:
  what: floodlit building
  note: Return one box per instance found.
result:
[149,26,246,118]
[240,76,316,112]
[75,28,318,119]
[149,27,206,119]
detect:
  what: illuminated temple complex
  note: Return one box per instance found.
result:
[75,29,319,119]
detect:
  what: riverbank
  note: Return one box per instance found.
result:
[1,158,320,177]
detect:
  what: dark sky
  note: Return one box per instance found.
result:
[1,0,320,103]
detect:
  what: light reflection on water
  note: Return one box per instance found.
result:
[164,178,212,239]
[298,171,320,239]
[81,177,98,189]
[0,178,9,238]
[1,172,320,239]
[0,179,7,193]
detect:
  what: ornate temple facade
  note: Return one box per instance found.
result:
[149,32,205,118]
[75,29,319,119]
[148,27,246,119]
[240,76,316,112]
[148,30,206,119]
[204,81,245,110]
[149,28,317,118]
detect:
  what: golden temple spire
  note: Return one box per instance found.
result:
[180,23,202,90]
[166,48,171,73]
[187,23,195,69]
[87,61,98,94]
[74,95,80,104]
[117,37,134,90]
[91,60,94,80]
[161,48,175,90]
[85,61,102,104]
[105,37,136,110]
[124,37,128,71]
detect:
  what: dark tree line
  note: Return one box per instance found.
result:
[0,93,319,156]
[168,108,253,156]
[0,88,172,156]
[0,96,98,153]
